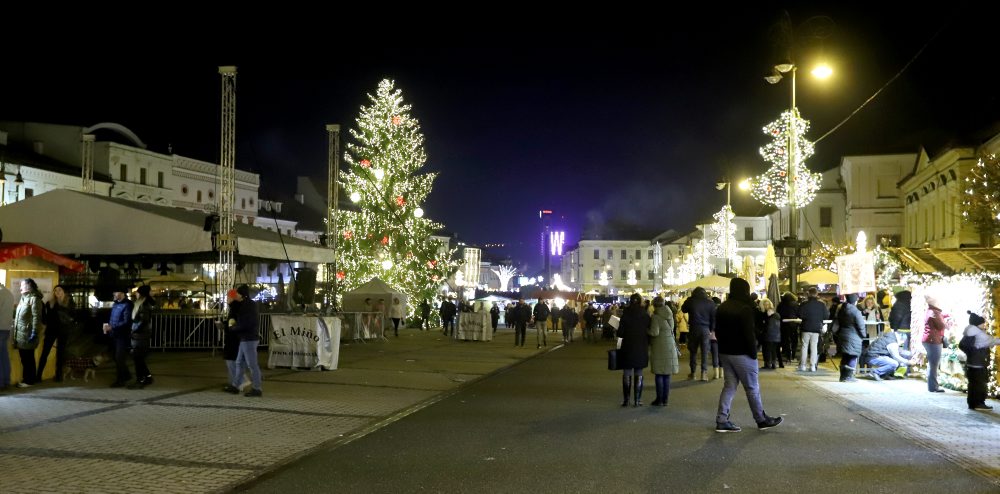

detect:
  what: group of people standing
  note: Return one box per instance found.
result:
[614,278,784,433]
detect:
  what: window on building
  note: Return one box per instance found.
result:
[621,270,626,280]
[647,250,654,259]
[24,188,33,198]
[594,249,600,259]
[197,190,202,203]
[744,227,754,241]
[619,249,625,260]
[607,249,613,259]
[157,172,164,188]
[119,164,127,181]
[634,249,641,260]
[820,207,832,228]
[242,198,246,209]
[139,168,147,185]
[593,270,599,280]
[648,270,654,280]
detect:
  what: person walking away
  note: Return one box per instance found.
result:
[888,290,912,350]
[514,299,530,347]
[489,302,500,335]
[221,289,245,393]
[128,285,155,389]
[777,292,800,363]
[922,295,948,393]
[549,301,560,336]
[648,296,679,406]
[759,298,782,370]
[533,299,550,348]
[561,304,578,343]
[682,287,716,381]
[38,284,75,382]
[0,282,15,390]
[103,287,134,388]
[835,294,866,382]
[714,277,782,432]
[390,297,405,337]
[583,303,598,342]
[229,285,263,397]
[616,293,650,407]
[798,287,827,372]
[960,311,999,410]
[440,297,457,336]
[419,299,431,331]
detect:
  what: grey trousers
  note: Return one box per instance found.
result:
[716,354,766,424]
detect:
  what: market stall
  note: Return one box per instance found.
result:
[0,242,86,383]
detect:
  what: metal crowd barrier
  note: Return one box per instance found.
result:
[149,311,279,350]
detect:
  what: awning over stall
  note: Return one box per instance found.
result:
[0,242,86,272]
[0,189,334,263]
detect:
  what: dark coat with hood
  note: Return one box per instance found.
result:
[836,294,866,356]
[715,278,759,359]
[681,287,716,332]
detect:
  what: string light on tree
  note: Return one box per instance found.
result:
[709,205,739,267]
[962,153,1000,246]
[749,110,822,208]
[337,79,460,303]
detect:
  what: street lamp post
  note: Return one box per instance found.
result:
[765,62,824,295]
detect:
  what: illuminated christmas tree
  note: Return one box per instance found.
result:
[708,205,739,268]
[962,153,1000,246]
[337,79,459,303]
[749,110,822,208]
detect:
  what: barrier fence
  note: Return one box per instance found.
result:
[148,311,384,350]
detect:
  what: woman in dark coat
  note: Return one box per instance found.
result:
[888,290,912,347]
[835,293,866,382]
[616,293,651,407]
[38,285,76,382]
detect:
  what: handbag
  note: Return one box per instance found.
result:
[607,349,619,370]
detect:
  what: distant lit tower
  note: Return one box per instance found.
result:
[217,66,238,305]
[539,209,565,285]
[539,210,552,282]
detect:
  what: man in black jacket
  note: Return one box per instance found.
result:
[682,287,716,381]
[798,287,828,372]
[714,277,782,433]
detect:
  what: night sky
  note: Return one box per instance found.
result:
[3,4,998,273]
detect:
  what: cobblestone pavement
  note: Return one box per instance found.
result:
[0,327,543,493]
[786,361,1000,487]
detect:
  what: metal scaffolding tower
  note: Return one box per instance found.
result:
[325,124,341,310]
[217,66,238,304]
[81,134,95,193]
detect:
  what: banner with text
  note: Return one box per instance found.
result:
[268,316,341,369]
[835,252,876,294]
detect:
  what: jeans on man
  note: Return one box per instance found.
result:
[716,354,766,424]
[233,340,262,391]
[688,327,711,373]
[515,322,527,346]
[535,321,547,346]
[799,332,820,370]
[868,356,899,377]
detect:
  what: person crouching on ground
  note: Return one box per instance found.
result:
[714,277,782,433]
[647,296,678,406]
[616,293,650,407]
[229,285,263,397]
[960,311,999,410]
[863,329,910,381]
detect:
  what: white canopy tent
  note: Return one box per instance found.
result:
[0,189,334,263]
[341,277,408,315]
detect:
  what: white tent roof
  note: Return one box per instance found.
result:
[341,277,407,312]
[0,189,334,263]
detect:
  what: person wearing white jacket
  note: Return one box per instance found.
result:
[390,297,405,338]
[960,311,999,410]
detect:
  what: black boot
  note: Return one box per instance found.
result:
[661,375,671,406]
[651,376,663,406]
[633,375,644,407]
[844,367,857,382]
[621,376,631,407]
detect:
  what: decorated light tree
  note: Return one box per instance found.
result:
[962,153,1000,246]
[337,79,460,303]
[748,110,822,208]
[491,265,517,291]
[708,205,739,271]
